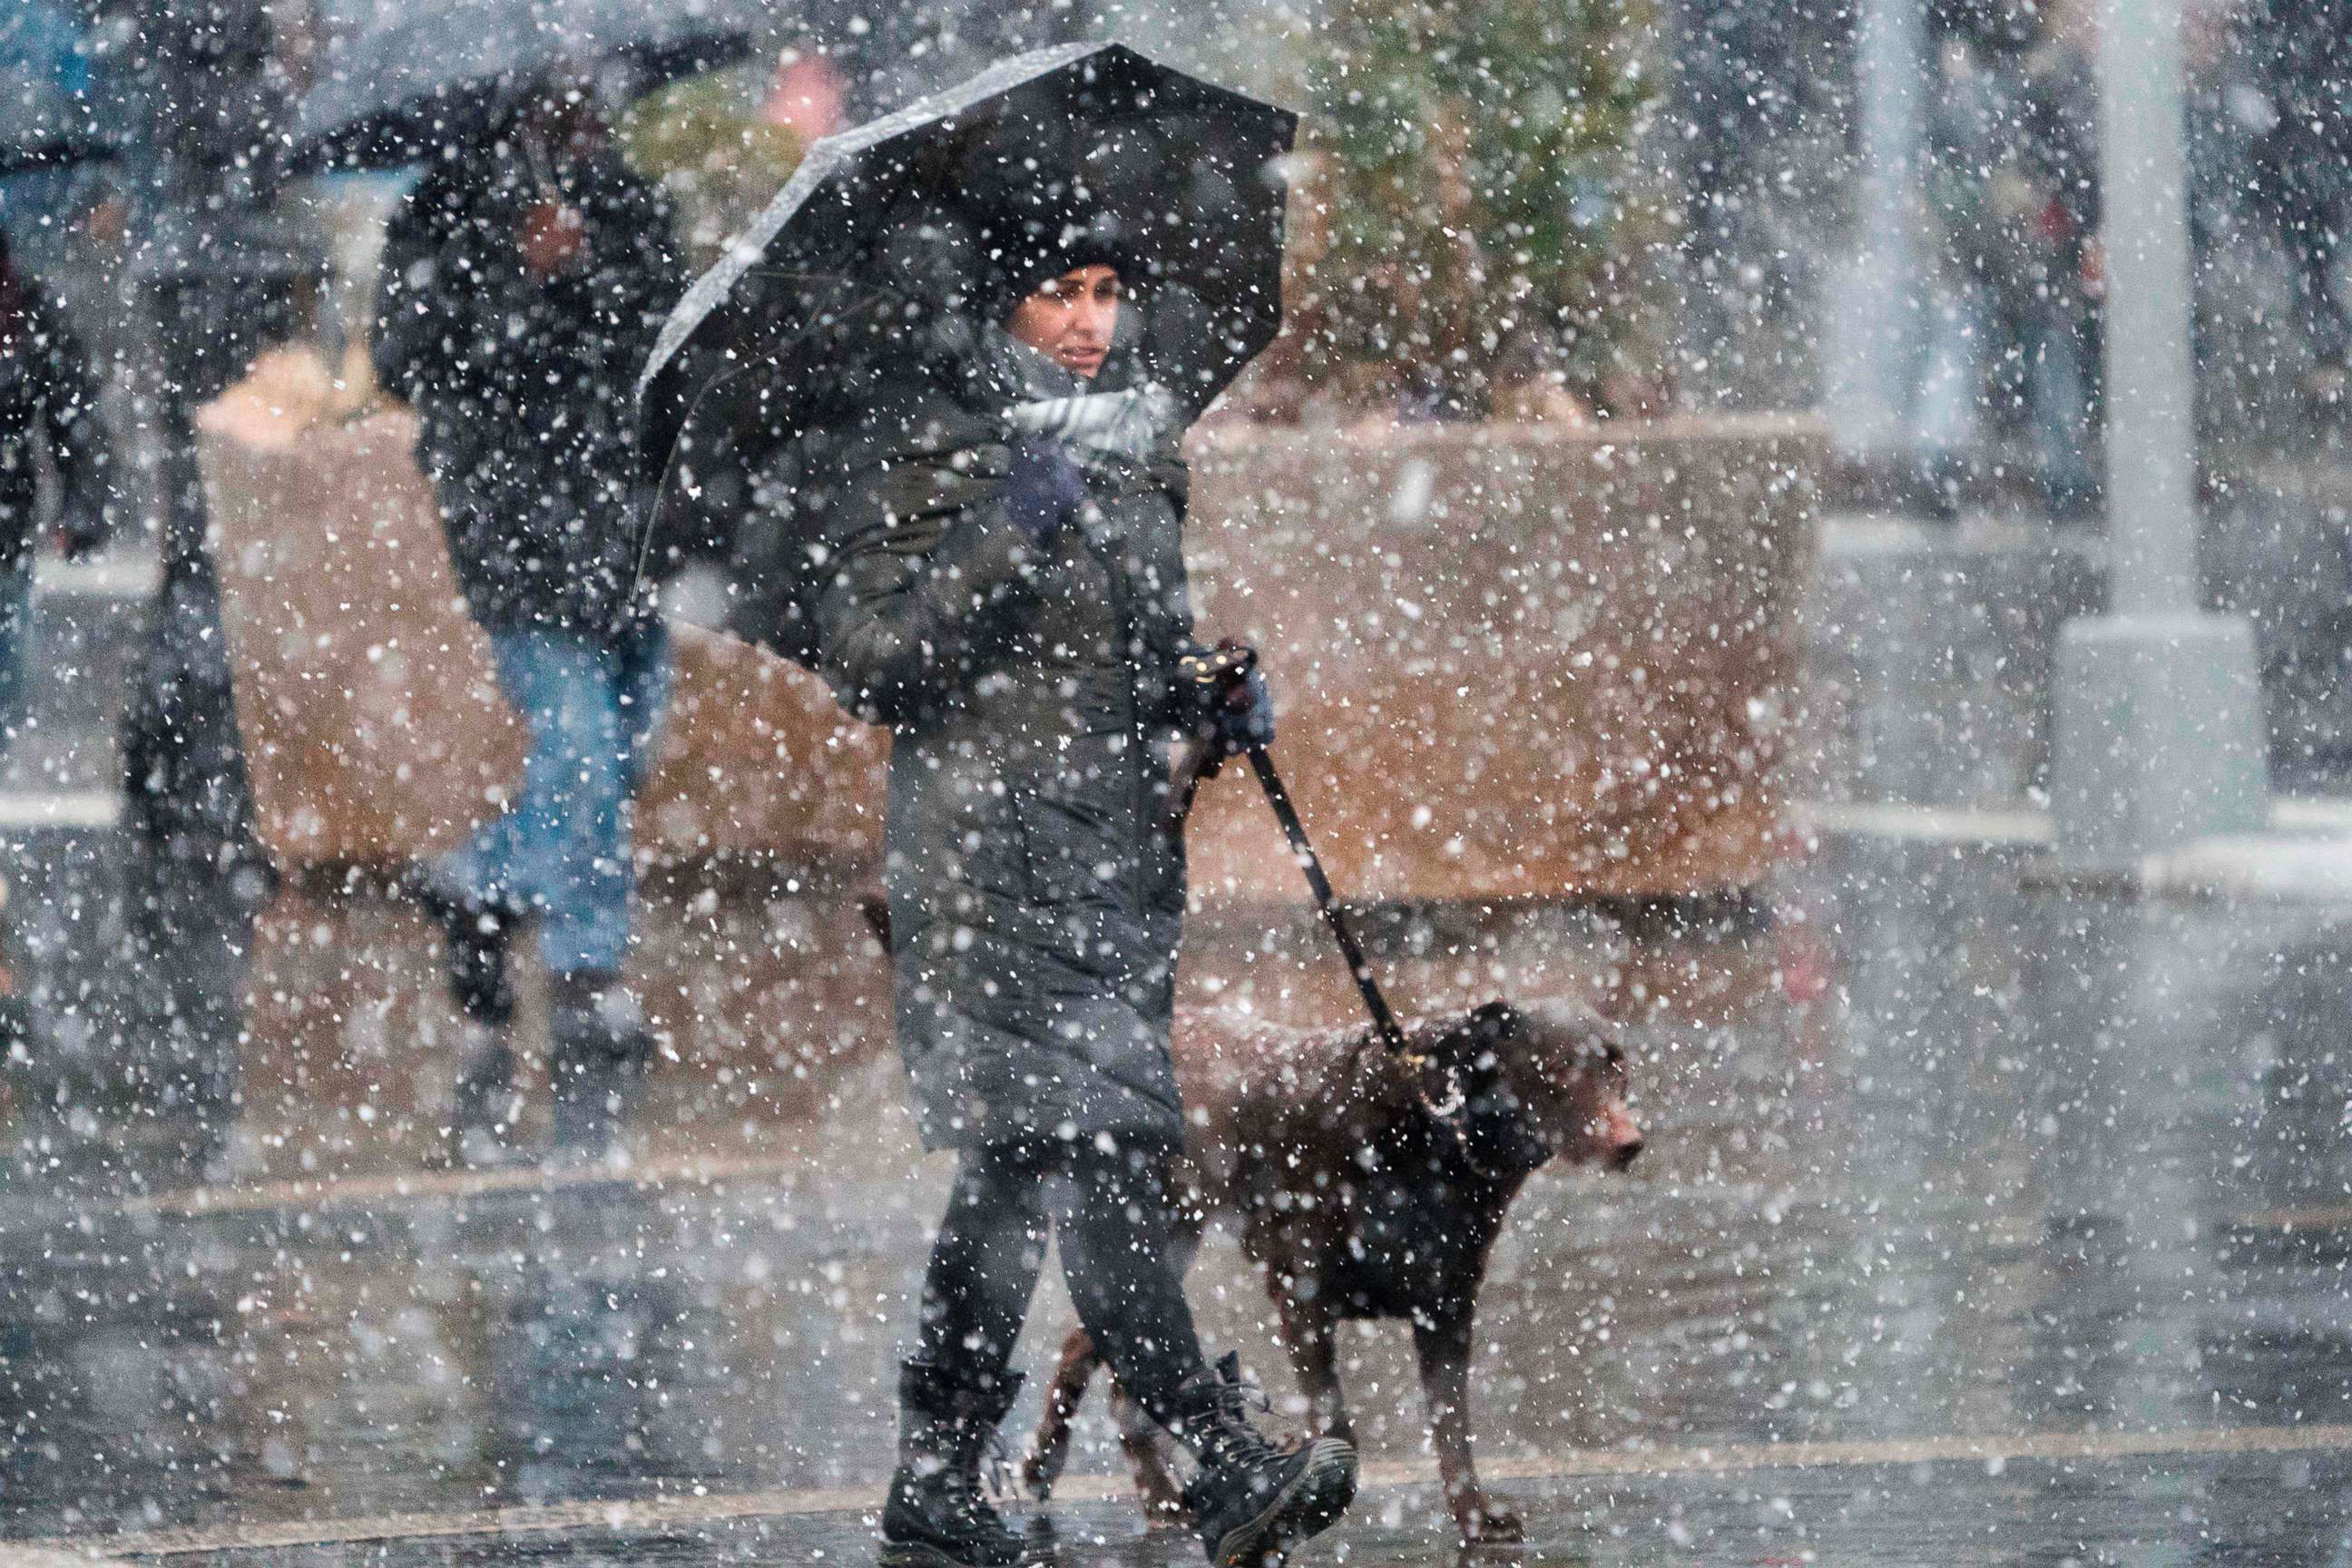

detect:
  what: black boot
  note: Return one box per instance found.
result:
[547,970,653,1162]
[881,1359,1029,1568]
[1176,1354,1356,1568]
[444,1025,524,1168]
[412,860,520,1027]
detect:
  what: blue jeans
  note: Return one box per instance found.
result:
[1910,279,1985,460]
[449,619,671,977]
[2020,312,2099,515]
[0,555,30,760]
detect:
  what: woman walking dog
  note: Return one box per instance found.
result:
[633,45,1334,1567]
[798,202,1353,1568]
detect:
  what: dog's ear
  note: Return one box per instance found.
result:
[1470,1000,1518,1038]
[1446,1000,1519,1068]
[1575,1021,1629,1075]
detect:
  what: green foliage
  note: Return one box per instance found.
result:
[619,69,803,264]
[1295,0,1657,409]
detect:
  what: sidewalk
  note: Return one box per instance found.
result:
[18,1425,2352,1568]
[7,840,2352,1563]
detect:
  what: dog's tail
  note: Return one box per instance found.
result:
[1023,1326,1103,1500]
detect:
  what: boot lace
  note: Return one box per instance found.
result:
[1195,1364,1281,1470]
[939,1424,1015,1536]
[977,1426,1019,1514]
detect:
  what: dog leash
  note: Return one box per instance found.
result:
[1176,648,1465,1121]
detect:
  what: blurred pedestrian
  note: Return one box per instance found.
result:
[1905,13,2007,517]
[372,83,685,1165]
[1995,18,2103,518]
[790,191,1351,1568]
[0,230,106,746]
[1918,0,2102,520]
[2245,0,2352,411]
[0,229,108,1053]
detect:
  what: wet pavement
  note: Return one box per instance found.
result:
[9,837,2352,1563]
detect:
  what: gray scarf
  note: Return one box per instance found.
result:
[981,326,1181,476]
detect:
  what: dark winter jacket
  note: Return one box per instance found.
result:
[0,272,105,578]
[373,141,684,636]
[2257,0,2352,156]
[802,328,1200,1152]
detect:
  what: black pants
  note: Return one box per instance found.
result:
[916,1135,1205,1426]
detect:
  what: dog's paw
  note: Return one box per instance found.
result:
[1455,1495,1524,1544]
[1142,1494,1194,1533]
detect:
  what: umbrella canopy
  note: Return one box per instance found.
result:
[634,41,1296,491]
[0,138,115,179]
[290,0,753,172]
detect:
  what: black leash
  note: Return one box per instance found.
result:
[1242,745,1464,1119]
[1241,745,1406,1054]
[1176,646,1462,1118]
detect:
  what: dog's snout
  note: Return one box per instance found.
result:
[1601,1103,1644,1170]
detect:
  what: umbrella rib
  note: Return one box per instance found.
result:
[630,280,896,599]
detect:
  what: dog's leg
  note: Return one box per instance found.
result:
[1023,1327,1102,1501]
[1275,1291,1351,1441]
[1413,1306,1523,1544]
[1110,1381,1191,1527]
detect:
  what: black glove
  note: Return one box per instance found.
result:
[1216,662,1275,756]
[1181,641,1276,758]
[1003,438,1089,541]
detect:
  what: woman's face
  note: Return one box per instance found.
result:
[1004,265,1122,380]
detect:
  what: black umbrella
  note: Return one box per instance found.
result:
[634,41,1296,493]
[290,0,753,172]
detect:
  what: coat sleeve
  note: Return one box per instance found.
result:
[581,164,685,359]
[811,459,1074,726]
[1132,460,1200,728]
[372,177,505,403]
[372,191,448,401]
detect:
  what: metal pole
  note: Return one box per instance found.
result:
[1831,0,1928,455]
[2047,0,2268,866]
[2097,0,2198,613]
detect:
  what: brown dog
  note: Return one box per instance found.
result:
[1022,996,1642,1542]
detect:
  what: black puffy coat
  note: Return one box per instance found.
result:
[803,329,1200,1153]
[373,141,684,636]
[0,272,104,577]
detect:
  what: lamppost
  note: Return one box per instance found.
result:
[2047,0,2267,866]
[1828,0,1930,463]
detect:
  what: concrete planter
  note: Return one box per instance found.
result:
[201,408,1821,902]
[201,410,887,873]
[1179,416,1822,901]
